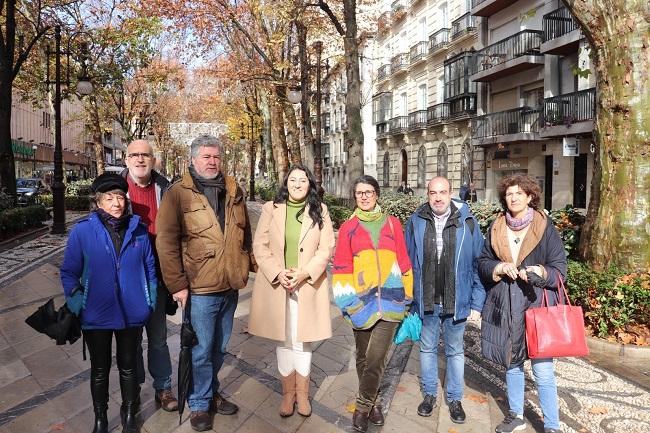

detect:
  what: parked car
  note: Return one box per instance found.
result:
[16,178,49,206]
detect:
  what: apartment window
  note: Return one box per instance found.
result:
[461,142,472,186]
[523,88,544,109]
[437,143,448,178]
[373,93,393,123]
[383,152,390,187]
[400,92,407,116]
[42,112,51,129]
[417,84,427,110]
[419,17,427,41]
[440,3,449,28]
[437,75,445,104]
[417,146,427,188]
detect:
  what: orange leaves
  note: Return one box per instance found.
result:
[466,393,488,404]
[588,406,609,415]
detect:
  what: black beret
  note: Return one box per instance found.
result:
[91,173,129,194]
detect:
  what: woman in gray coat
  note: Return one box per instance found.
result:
[478,175,567,433]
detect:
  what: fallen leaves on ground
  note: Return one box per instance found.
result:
[345,402,356,413]
[396,385,407,392]
[49,424,65,432]
[448,428,459,433]
[589,406,609,415]
[467,393,488,404]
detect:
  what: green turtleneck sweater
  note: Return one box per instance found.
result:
[285,199,306,268]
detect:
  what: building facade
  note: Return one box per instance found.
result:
[11,96,89,180]
[471,0,596,209]
[373,0,482,197]
[322,37,378,198]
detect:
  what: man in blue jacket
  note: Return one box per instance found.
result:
[405,176,485,424]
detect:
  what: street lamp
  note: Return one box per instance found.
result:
[287,86,302,104]
[45,25,93,235]
[32,145,38,175]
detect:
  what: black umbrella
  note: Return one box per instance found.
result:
[178,294,198,424]
[25,298,81,345]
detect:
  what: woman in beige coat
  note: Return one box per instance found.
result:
[249,164,335,418]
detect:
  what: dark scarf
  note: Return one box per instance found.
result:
[189,166,226,230]
[96,208,130,255]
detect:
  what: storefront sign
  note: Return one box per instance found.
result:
[494,157,529,171]
[11,139,34,156]
[563,137,579,156]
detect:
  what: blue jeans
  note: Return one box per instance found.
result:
[506,358,559,429]
[419,304,467,401]
[137,286,173,391]
[188,290,238,412]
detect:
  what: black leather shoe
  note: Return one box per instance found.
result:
[449,400,466,424]
[369,404,384,426]
[120,402,138,433]
[91,405,108,433]
[213,393,239,415]
[352,409,369,432]
[190,411,212,432]
[417,394,436,417]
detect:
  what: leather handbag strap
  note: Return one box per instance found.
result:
[541,275,571,308]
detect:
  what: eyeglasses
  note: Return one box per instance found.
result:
[127,152,153,159]
[354,190,376,198]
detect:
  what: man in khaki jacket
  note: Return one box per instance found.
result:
[156,134,254,432]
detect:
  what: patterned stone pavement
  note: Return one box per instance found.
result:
[0,203,648,433]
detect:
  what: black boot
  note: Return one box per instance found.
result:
[120,402,138,433]
[91,402,108,433]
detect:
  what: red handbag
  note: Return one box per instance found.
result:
[525,277,589,358]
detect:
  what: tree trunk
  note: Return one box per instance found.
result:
[343,0,364,182]
[565,0,650,271]
[280,91,302,166]
[297,22,315,172]
[0,82,16,203]
[259,92,271,179]
[271,88,289,181]
[89,95,106,176]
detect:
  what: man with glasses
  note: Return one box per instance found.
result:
[121,139,179,412]
[404,176,485,424]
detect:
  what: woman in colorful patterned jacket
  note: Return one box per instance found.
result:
[332,175,413,433]
[60,173,157,433]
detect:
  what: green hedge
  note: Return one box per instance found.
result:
[377,192,425,225]
[38,194,92,211]
[567,260,650,344]
[0,205,48,237]
[328,205,353,229]
[254,180,277,202]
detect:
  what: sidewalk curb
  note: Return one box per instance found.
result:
[587,336,650,361]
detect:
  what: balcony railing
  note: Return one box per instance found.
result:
[544,88,595,127]
[427,103,450,125]
[377,122,390,138]
[472,107,541,139]
[543,7,579,42]
[389,116,409,135]
[429,28,450,54]
[410,41,428,64]
[391,53,410,74]
[408,110,428,130]
[474,30,543,73]
[378,64,391,81]
[451,13,476,41]
[449,95,476,119]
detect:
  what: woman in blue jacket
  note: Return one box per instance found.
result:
[60,173,157,433]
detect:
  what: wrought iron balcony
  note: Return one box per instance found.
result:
[471,30,544,82]
[377,64,392,82]
[376,122,390,139]
[410,42,428,64]
[427,103,450,125]
[429,28,450,55]
[389,116,409,135]
[451,13,476,41]
[408,110,428,131]
[541,88,595,137]
[449,95,476,119]
[391,53,410,75]
[541,7,580,54]
[472,107,541,142]
[471,0,518,17]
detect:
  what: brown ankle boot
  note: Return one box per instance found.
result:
[279,371,296,417]
[295,373,312,417]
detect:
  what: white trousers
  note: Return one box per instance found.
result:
[276,292,312,377]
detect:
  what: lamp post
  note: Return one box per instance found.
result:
[32,145,38,175]
[248,114,256,201]
[45,25,93,234]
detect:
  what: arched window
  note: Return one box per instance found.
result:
[417,146,427,188]
[437,143,448,178]
[460,141,472,186]
[383,152,390,187]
